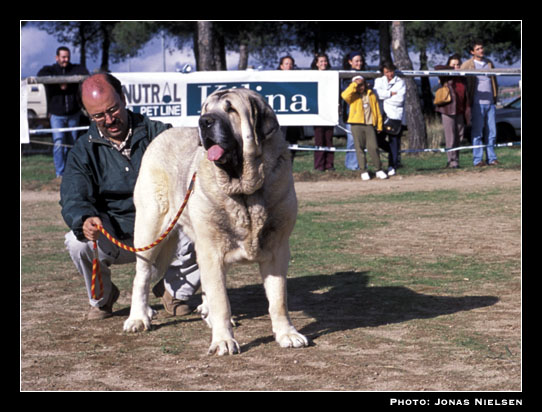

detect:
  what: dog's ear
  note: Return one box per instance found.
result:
[251,94,279,143]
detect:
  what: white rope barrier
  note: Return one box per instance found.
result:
[28,126,89,135]
[288,141,520,154]
[27,127,521,155]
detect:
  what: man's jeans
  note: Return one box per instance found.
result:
[471,103,497,165]
[50,113,82,177]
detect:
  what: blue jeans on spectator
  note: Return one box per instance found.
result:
[344,124,360,170]
[471,103,497,165]
[50,113,82,177]
[388,132,402,170]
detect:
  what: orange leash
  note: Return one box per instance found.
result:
[90,172,196,300]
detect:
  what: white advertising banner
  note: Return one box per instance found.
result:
[113,70,339,128]
[113,72,184,123]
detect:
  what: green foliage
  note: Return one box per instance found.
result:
[30,21,521,72]
[406,21,521,65]
[111,22,155,60]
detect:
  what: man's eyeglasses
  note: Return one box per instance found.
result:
[90,105,120,122]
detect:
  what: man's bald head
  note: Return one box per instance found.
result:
[81,73,125,107]
[80,73,129,142]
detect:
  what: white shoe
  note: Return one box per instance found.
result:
[375,170,388,180]
[387,167,396,176]
[361,172,371,181]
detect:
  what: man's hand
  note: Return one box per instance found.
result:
[83,217,103,241]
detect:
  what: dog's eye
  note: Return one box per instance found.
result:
[224,100,236,115]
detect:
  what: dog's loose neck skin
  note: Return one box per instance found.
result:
[213,152,265,196]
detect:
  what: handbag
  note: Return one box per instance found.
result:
[434,85,451,106]
[383,117,402,136]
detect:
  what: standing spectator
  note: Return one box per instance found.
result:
[277,55,295,71]
[341,76,387,180]
[341,51,368,170]
[311,53,335,171]
[373,61,406,176]
[278,55,304,163]
[435,55,471,169]
[37,46,89,178]
[460,39,499,166]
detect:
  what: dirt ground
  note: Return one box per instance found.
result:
[20,168,521,392]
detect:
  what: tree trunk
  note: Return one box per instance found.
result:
[78,22,88,68]
[238,43,249,70]
[196,21,215,71]
[313,21,328,55]
[213,32,227,71]
[378,22,393,66]
[419,46,435,117]
[99,22,112,73]
[391,21,427,151]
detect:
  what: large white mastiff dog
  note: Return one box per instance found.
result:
[123,88,309,355]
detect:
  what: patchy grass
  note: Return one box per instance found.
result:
[21,158,521,391]
[21,145,521,191]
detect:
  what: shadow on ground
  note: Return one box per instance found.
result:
[226,271,499,349]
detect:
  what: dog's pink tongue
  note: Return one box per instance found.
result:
[207,144,225,161]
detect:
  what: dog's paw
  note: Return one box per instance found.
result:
[277,331,309,349]
[123,309,155,333]
[208,339,241,356]
[123,318,150,333]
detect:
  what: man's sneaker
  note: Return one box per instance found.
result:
[361,172,371,181]
[376,170,388,180]
[88,283,120,320]
[387,167,396,176]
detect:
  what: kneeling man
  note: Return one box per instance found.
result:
[61,73,200,320]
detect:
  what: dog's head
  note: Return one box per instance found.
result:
[198,88,279,175]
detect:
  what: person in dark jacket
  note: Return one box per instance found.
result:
[37,46,89,177]
[61,73,200,321]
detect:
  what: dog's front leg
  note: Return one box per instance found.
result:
[199,252,240,355]
[123,255,156,332]
[259,243,309,349]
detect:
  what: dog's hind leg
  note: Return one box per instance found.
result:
[259,242,309,349]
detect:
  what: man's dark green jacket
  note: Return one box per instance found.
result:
[60,111,171,241]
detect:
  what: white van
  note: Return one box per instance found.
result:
[26,83,47,119]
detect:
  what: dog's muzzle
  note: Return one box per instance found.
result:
[198,112,239,165]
